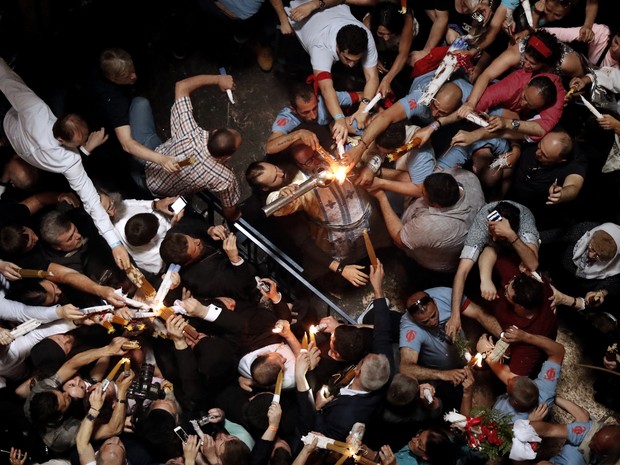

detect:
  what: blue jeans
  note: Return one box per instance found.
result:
[129,97,162,193]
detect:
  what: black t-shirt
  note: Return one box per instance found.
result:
[85,67,134,131]
[508,143,588,229]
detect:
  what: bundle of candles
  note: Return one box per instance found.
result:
[464,351,487,368]
[10,319,41,337]
[301,432,379,465]
[386,137,422,162]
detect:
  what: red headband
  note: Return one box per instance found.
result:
[528,36,552,59]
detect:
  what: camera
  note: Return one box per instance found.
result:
[127,364,165,402]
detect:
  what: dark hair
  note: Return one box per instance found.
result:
[245,161,268,189]
[52,113,86,141]
[524,30,562,68]
[243,392,274,431]
[493,202,521,233]
[376,121,406,150]
[159,232,191,265]
[271,447,293,465]
[30,391,63,426]
[425,427,458,464]
[208,129,239,158]
[511,274,544,309]
[5,279,48,305]
[371,2,405,36]
[333,325,365,362]
[387,373,419,406]
[0,224,30,258]
[250,354,281,387]
[423,173,460,207]
[220,437,250,465]
[528,75,557,108]
[125,213,159,246]
[288,82,316,108]
[510,376,539,411]
[336,24,368,56]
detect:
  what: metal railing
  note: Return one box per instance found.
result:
[193,191,355,324]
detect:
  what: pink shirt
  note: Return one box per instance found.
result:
[544,24,618,68]
[476,69,566,141]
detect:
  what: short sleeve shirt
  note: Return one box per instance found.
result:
[146,97,240,207]
[460,200,540,262]
[271,93,357,134]
[492,360,561,422]
[399,287,467,370]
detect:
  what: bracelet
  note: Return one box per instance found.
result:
[336,262,346,275]
[361,98,371,104]
[572,297,577,308]
[334,113,345,120]
[510,236,519,244]
[268,425,279,432]
[89,407,100,412]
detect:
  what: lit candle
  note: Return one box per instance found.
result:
[309,325,318,346]
[363,229,378,267]
[126,264,157,301]
[300,332,309,350]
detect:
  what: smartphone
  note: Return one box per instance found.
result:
[487,210,502,222]
[169,197,187,214]
[255,276,270,292]
[174,426,189,443]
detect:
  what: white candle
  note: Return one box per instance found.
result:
[363,92,382,114]
[580,95,603,119]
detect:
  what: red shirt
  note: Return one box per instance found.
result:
[492,254,558,377]
[476,69,566,142]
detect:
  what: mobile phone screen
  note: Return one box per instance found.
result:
[170,197,187,214]
[174,426,189,442]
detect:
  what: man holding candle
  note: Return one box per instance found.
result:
[293,260,394,442]
[399,286,502,412]
[286,0,380,145]
[25,337,129,452]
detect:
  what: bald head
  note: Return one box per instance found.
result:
[433,83,463,117]
[591,425,620,456]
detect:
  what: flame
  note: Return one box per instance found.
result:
[468,352,486,367]
[309,325,319,335]
[333,165,348,184]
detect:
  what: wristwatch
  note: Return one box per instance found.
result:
[511,119,521,130]
[318,0,326,9]
[361,98,371,104]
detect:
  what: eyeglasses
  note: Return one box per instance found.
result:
[407,295,433,314]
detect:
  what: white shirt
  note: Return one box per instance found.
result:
[114,199,172,274]
[288,1,378,72]
[238,343,296,389]
[0,320,75,389]
[0,58,121,248]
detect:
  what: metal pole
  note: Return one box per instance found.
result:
[262,170,334,217]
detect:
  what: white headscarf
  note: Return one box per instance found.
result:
[573,223,620,279]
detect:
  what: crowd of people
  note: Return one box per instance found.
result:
[1,0,620,464]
